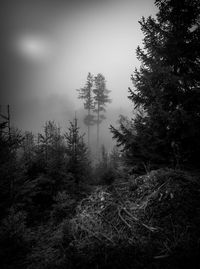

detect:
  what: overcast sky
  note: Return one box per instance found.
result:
[0,0,157,133]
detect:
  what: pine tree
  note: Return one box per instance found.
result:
[64,117,89,184]
[93,73,111,157]
[0,122,23,219]
[21,131,35,166]
[37,121,64,163]
[110,145,122,169]
[101,144,108,169]
[28,121,66,195]
[111,0,200,170]
[77,72,95,148]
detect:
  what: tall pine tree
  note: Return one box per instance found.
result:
[111,0,200,170]
[77,72,95,148]
[93,73,111,157]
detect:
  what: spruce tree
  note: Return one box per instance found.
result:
[93,73,111,157]
[111,0,200,170]
[77,72,95,148]
[64,117,89,184]
[21,131,35,166]
[38,121,64,165]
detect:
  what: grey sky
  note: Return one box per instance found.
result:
[0,0,157,134]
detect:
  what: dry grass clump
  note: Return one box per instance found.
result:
[69,169,200,263]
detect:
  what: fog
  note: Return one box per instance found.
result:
[0,0,157,151]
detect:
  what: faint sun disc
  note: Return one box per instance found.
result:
[15,34,52,61]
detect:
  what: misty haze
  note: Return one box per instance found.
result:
[0,0,200,268]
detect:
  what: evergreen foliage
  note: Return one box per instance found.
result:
[64,117,90,184]
[77,73,95,146]
[93,73,111,155]
[111,0,200,170]
[93,73,111,123]
[0,124,23,220]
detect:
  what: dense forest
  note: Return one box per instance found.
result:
[0,0,200,268]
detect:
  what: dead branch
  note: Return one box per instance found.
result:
[118,208,132,229]
[121,207,158,232]
[154,254,170,259]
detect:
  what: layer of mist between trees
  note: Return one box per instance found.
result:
[0,0,200,268]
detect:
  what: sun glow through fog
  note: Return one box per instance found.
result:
[16,35,51,61]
